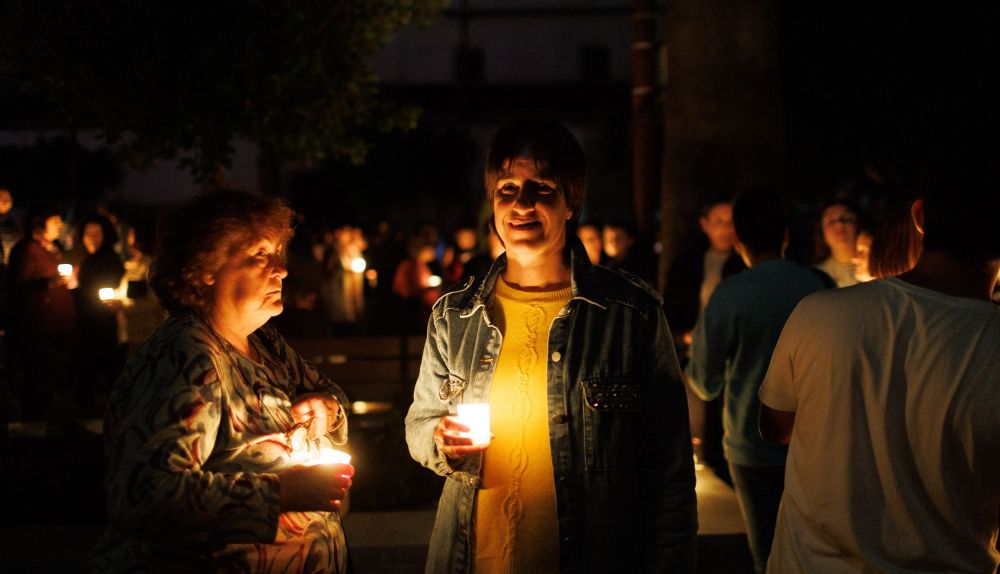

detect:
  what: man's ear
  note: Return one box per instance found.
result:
[910,198,925,235]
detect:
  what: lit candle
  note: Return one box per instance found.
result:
[57,263,73,277]
[350,257,367,273]
[98,287,116,301]
[428,274,442,288]
[290,447,352,467]
[456,403,491,446]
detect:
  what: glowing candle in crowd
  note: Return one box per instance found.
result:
[57,263,73,277]
[98,287,116,301]
[350,257,367,273]
[428,274,442,288]
[456,403,491,446]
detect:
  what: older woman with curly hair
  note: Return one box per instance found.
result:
[90,190,354,573]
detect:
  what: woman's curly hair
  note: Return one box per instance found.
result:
[150,189,294,315]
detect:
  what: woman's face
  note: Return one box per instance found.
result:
[821,204,859,251]
[82,222,104,254]
[492,156,572,266]
[206,236,288,331]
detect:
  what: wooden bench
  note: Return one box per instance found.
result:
[285,336,425,410]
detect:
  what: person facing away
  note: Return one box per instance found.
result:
[405,118,697,573]
[759,144,1000,572]
[686,188,827,574]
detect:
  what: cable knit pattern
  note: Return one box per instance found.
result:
[474,277,570,574]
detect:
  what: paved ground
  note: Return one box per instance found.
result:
[1,421,752,573]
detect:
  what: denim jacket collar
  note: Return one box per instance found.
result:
[460,236,608,317]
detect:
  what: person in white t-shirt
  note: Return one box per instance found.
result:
[758,147,1000,573]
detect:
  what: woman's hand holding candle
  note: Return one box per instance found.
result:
[278,463,355,512]
[434,415,491,462]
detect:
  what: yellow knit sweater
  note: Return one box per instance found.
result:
[473,276,571,574]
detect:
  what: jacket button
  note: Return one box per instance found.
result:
[551,351,562,362]
[551,414,568,424]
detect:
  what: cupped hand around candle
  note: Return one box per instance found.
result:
[291,393,343,440]
[434,415,491,461]
[278,463,355,512]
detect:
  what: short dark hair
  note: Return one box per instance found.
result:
[22,203,62,236]
[920,144,1000,262]
[150,189,294,315]
[732,188,786,254]
[484,118,587,221]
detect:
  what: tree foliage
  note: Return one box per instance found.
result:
[0,1,444,178]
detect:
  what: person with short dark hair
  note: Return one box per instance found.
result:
[407,118,697,573]
[91,190,354,573]
[759,145,1000,571]
[686,188,827,573]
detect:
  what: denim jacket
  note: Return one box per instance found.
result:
[405,239,698,573]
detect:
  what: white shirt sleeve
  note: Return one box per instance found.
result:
[759,303,803,413]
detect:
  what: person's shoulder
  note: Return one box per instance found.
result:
[593,265,662,308]
[432,274,480,314]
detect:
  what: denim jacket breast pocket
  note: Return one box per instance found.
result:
[580,377,642,470]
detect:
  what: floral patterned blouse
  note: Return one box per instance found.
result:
[90,312,350,573]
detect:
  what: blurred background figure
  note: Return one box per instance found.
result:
[117,226,163,351]
[576,220,603,265]
[74,214,125,415]
[5,204,78,428]
[462,223,505,280]
[664,196,745,485]
[392,236,441,333]
[853,229,874,282]
[443,225,478,284]
[601,220,654,282]
[813,198,861,288]
[0,187,20,266]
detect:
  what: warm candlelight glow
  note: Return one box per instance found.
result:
[456,403,491,446]
[291,447,352,467]
[57,263,73,277]
[98,287,116,301]
[428,274,442,288]
[350,257,367,273]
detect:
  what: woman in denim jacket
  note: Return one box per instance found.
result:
[406,119,697,573]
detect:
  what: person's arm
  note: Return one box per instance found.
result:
[104,350,283,546]
[262,325,349,445]
[759,405,795,445]
[640,307,698,572]
[404,310,485,480]
[685,291,732,401]
[758,306,803,445]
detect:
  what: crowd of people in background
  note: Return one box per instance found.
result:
[0,162,992,435]
[1,130,999,571]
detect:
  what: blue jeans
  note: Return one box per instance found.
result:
[729,463,785,574]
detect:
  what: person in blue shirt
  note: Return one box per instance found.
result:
[686,187,827,574]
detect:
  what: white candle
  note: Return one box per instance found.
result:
[428,274,442,288]
[57,263,73,277]
[350,257,367,273]
[292,447,352,467]
[98,287,116,301]
[456,403,491,446]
